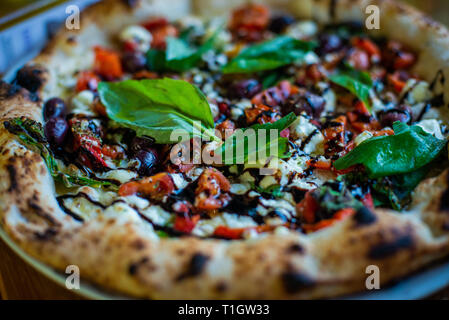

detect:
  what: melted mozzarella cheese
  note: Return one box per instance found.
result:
[192,213,257,237]
[96,169,137,184]
[417,119,444,139]
[61,196,103,220]
[119,25,152,53]
[140,205,172,226]
[71,90,96,116]
[290,114,316,140]
[286,21,318,39]
[230,183,251,195]
[170,173,189,190]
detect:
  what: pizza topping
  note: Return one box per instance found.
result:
[98,78,218,144]
[382,40,416,71]
[269,15,295,34]
[4,117,115,189]
[93,46,123,80]
[43,97,67,121]
[76,71,100,92]
[119,25,153,53]
[119,172,175,200]
[121,52,147,73]
[195,168,231,212]
[229,3,270,42]
[143,17,179,49]
[44,117,69,148]
[330,66,373,112]
[334,122,447,178]
[222,36,317,74]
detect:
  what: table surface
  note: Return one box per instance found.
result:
[0,238,448,300]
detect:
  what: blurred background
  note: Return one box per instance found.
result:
[0,0,449,74]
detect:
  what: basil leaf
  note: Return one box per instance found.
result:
[261,70,290,89]
[216,113,296,165]
[222,36,317,74]
[146,49,168,72]
[334,122,447,178]
[156,230,170,238]
[330,67,373,111]
[253,184,284,198]
[98,78,218,144]
[146,31,218,72]
[3,117,115,189]
[371,165,430,210]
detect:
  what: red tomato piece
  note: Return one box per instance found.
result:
[93,46,123,79]
[174,215,200,233]
[76,71,100,92]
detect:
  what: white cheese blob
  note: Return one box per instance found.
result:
[192,213,257,237]
[417,119,444,140]
[96,169,137,184]
[355,131,374,146]
[71,90,96,116]
[140,205,172,226]
[286,21,318,39]
[230,183,251,195]
[119,25,152,53]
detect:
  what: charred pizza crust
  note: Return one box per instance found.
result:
[0,0,449,299]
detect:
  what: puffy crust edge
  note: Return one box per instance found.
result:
[0,0,449,299]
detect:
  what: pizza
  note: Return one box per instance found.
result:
[1,0,449,299]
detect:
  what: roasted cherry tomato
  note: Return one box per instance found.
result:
[93,46,123,79]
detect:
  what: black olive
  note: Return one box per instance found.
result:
[317,33,343,54]
[283,93,325,118]
[122,52,146,73]
[231,79,262,99]
[130,136,156,155]
[43,97,66,122]
[135,148,159,176]
[44,117,68,147]
[268,15,295,33]
[379,105,412,127]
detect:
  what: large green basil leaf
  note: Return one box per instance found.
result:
[334,122,447,178]
[222,36,317,74]
[330,67,373,111]
[215,113,296,165]
[98,78,218,143]
[3,117,115,189]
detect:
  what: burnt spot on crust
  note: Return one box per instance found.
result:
[286,243,305,254]
[439,172,449,211]
[215,281,228,293]
[0,81,39,102]
[128,257,149,275]
[34,227,58,240]
[368,235,414,259]
[28,197,60,226]
[66,36,77,44]
[130,238,146,250]
[6,164,18,192]
[176,253,210,281]
[353,207,377,226]
[122,0,140,8]
[13,65,47,94]
[443,222,449,231]
[281,271,315,293]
